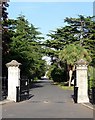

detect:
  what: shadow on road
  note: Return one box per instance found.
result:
[31,83,43,89]
[30,78,53,89]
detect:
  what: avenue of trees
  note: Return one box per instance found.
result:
[2,2,95,86]
[44,15,95,86]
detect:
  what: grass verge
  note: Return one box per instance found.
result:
[54,82,73,90]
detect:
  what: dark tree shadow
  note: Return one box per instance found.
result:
[30,83,43,89]
[20,94,34,102]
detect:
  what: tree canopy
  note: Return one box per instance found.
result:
[44,15,95,66]
[44,15,95,82]
[2,12,95,83]
[3,15,46,79]
[59,44,92,66]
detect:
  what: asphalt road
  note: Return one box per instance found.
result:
[2,79,93,118]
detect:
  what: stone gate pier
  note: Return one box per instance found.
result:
[75,59,89,103]
[6,60,21,102]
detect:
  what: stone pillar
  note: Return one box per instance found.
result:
[75,59,89,103]
[6,60,21,102]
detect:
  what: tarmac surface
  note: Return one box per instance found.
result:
[1,79,94,119]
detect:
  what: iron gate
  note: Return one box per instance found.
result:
[88,87,95,104]
[19,78,29,101]
[88,74,95,104]
[72,70,78,103]
[2,77,8,100]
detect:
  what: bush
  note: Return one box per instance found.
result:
[47,64,67,83]
[88,66,95,88]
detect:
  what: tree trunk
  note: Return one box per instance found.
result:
[69,70,73,87]
[68,65,75,87]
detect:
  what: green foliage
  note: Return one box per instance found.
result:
[64,15,95,66]
[47,63,67,82]
[88,66,95,88]
[47,65,54,80]
[45,15,95,66]
[3,13,95,82]
[2,2,11,76]
[51,66,63,82]
[3,15,46,79]
[43,15,95,85]
[59,44,92,65]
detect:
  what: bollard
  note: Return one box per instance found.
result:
[16,86,19,102]
[74,86,78,103]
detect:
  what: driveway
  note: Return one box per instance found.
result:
[2,79,93,118]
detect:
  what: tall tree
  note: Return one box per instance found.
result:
[1,1,10,76]
[64,15,95,65]
[44,15,95,83]
[59,44,92,86]
[45,15,95,66]
[3,15,46,79]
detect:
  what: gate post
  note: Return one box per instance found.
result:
[6,60,21,102]
[75,59,89,103]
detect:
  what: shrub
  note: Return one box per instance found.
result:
[47,64,67,83]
